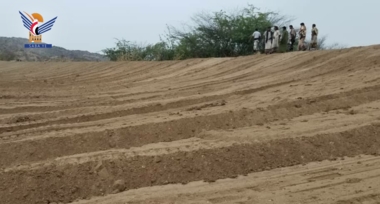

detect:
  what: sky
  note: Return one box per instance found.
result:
[3,0,380,53]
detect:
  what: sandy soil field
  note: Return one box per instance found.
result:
[1,45,380,204]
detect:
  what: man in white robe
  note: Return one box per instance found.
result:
[263,27,273,54]
[272,26,281,53]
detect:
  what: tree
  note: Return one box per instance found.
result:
[165,4,294,59]
[102,4,344,61]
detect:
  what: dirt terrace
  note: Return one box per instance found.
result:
[1,45,380,204]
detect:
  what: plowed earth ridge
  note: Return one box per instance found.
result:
[1,45,380,204]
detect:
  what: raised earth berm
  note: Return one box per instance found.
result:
[1,45,380,204]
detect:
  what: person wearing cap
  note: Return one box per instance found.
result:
[280,26,288,52]
[263,26,274,54]
[310,24,319,50]
[298,22,307,51]
[288,25,296,51]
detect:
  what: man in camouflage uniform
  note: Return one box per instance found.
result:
[310,24,319,50]
[298,22,307,51]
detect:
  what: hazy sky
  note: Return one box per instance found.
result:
[4,0,380,53]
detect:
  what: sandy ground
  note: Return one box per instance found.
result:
[0,45,380,204]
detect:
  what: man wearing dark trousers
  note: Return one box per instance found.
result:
[288,25,296,51]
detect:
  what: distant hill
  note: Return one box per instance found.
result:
[0,37,108,61]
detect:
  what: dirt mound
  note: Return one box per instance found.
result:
[1,45,380,203]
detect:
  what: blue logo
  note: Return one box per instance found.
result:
[19,11,58,48]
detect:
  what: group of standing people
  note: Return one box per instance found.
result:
[251,23,319,54]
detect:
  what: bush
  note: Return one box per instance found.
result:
[102,37,176,61]
[0,50,16,61]
[103,4,344,61]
